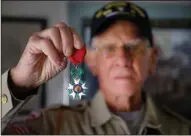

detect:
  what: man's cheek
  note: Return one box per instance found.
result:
[98,61,110,79]
[133,60,143,79]
[136,59,149,82]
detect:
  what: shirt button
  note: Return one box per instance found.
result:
[1,94,8,104]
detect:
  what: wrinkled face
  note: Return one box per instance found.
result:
[88,21,157,109]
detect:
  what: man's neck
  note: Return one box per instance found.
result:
[105,91,142,112]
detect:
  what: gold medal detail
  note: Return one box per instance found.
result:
[67,78,87,100]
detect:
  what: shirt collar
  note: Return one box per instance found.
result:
[89,91,111,127]
[88,90,161,128]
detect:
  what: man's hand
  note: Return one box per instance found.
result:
[10,22,84,89]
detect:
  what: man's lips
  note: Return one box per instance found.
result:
[112,69,135,81]
[113,75,134,80]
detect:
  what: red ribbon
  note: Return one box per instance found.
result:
[68,45,86,65]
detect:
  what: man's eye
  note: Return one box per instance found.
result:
[124,46,136,51]
[105,46,116,52]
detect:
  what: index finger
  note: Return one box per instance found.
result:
[55,22,74,57]
[70,28,84,49]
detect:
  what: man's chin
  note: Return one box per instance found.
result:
[115,79,138,90]
[114,85,138,96]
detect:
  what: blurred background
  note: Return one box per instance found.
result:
[1,1,191,120]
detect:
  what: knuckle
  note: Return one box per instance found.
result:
[31,32,39,36]
[41,38,51,45]
[29,35,38,42]
[50,27,59,34]
[56,22,67,28]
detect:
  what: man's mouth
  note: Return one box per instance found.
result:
[114,75,133,81]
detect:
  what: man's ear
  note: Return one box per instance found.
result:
[85,49,97,76]
[149,47,158,76]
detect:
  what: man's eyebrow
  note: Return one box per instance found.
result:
[92,39,116,48]
[101,42,116,46]
[124,38,143,45]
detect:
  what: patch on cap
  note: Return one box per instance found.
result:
[95,2,146,19]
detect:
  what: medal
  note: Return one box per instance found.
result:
[66,46,88,100]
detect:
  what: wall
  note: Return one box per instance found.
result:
[2,1,70,107]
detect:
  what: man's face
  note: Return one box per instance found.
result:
[89,21,157,110]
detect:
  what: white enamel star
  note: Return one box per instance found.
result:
[66,78,88,100]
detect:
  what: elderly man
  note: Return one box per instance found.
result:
[1,1,191,135]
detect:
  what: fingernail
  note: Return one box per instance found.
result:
[75,41,83,49]
[66,50,72,56]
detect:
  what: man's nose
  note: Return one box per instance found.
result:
[115,47,132,67]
